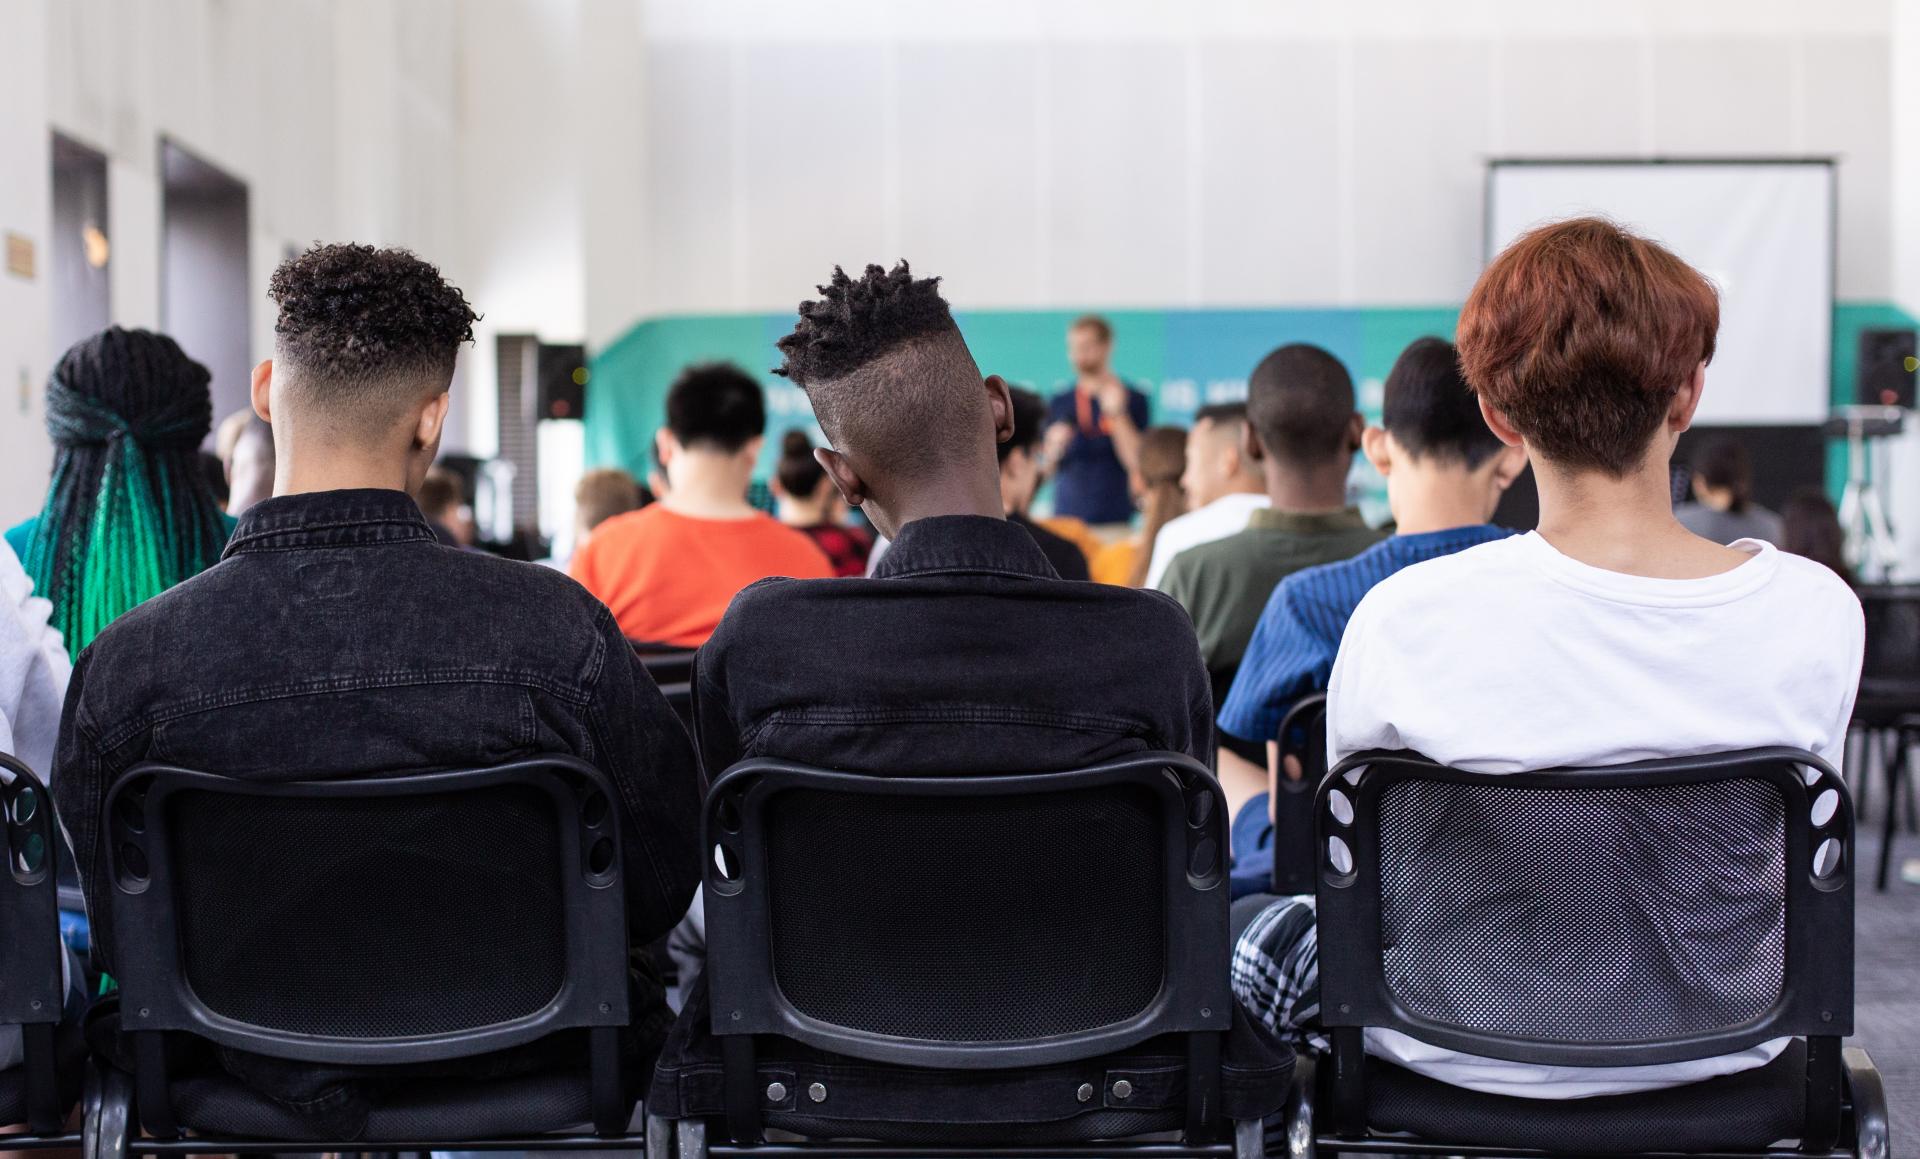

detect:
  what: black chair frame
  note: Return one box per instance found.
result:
[1269,693,1328,896]
[0,754,81,1147]
[97,756,643,1152]
[693,754,1249,1158]
[1299,746,1887,1158]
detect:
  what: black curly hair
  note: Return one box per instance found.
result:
[774,262,989,477]
[269,243,477,426]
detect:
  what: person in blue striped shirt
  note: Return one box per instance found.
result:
[1220,336,1526,893]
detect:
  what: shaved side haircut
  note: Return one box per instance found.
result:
[269,243,478,437]
[774,262,989,479]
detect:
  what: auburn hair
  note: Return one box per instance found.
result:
[1457,217,1718,476]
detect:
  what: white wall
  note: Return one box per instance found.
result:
[0,0,55,524]
[617,0,1894,317]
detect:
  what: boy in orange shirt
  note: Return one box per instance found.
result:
[572,363,833,646]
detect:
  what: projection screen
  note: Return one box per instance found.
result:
[1486,161,1834,425]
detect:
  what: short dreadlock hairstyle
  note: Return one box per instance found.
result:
[775,262,990,478]
[269,243,478,432]
[22,327,230,652]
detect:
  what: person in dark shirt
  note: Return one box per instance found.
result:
[1042,315,1151,526]
[1000,386,1092,581]
[772,429,875,577]
[52,243,701,1135]
[697,260,1212,779]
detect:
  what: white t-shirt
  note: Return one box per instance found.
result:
[1146,492,1269,590]
[1327,532,1863,1099]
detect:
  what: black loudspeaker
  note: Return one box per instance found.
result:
[536,343,589,421]
[1857,329,1917,409]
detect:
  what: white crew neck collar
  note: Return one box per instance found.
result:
[1513,531,1779,608]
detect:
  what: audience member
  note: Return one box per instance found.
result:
[572,363,833,646]
[1090,426,1188,586]
[1217,337,1524,888]
[772,429,875,577]
[1042,315,1150,527]
[1231,216,1864,1100]
[52,243,702,1132]
[1676,437,1783,544]
[7,327,235,653]
[222,412,277,516]
[1145,403,1268,588]
[1001,386,1093,580]
[416,465,474,546]
[1781,488,1853,584]
[1159,344,1382,815]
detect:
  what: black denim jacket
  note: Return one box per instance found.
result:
[693,514,1215,778]
[52,490,703,1128]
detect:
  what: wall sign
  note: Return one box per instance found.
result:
[4,233,34,280]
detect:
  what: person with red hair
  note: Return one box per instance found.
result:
[1230,217,1863,1100]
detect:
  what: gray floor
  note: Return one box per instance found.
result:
[1852,827,1917,1146]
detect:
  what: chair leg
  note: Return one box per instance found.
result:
[676,1117,708,1159]
[1233,1116,1266,1159]
[1877,739,1906,891]
[1283,1055,1317,1159]
[646,1111,674,1159]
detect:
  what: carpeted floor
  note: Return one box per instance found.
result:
[1852,827,1917,1148]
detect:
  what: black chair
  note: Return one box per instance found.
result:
[652,753,1286,1159]
[0,754,83,1148]
[634,645,699,690]
[1293,747,1889,1157]
[1853,584,1920,890]
[91,756,653,1154]
[1269,693,1328,896]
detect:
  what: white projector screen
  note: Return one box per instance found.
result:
[1487,161,1834,425]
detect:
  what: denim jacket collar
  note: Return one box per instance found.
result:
[224,488,437,558]
[872,514,1056,581]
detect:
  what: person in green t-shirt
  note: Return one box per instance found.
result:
[1159,343,1383,818]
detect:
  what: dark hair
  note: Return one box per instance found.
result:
[199,451,229,507]
[776,429,828,497]
[665,362,766,453]
[574,468,645,531]
[269,243,477,427]
[1070,315,1113,344]
[1245,343,1357,465]
[999,387,1049,463]
[775,262,984,478]
[1129,426,1189,587]
[21,327,230,651]
[1381,337,1505,468]
[1781,489,1852,585]
[1194,402,1248,429]
[416,467,464,520]
[1691,437,1753,513]
[1458,216,1718,476]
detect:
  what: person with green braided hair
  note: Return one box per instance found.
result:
[5,327,235,653]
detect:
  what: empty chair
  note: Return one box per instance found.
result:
[1294,747,1889,1158]
[650,753,1290,1158]
[0,755,83,1145]
[90,756,647,1151]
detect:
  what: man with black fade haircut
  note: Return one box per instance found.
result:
[54,243,701,1135]
[691,260,1213,780]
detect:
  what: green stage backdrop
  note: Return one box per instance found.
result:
[585,303,1919,512]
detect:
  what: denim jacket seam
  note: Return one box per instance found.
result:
[226,514,433,552]
[95,670,595,751]
[875,564,1050,581]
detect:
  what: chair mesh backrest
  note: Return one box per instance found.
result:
[1376,777,1786,1043]
[169,783,567,1038]
[765,783,1166,1042]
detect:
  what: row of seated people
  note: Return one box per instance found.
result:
[0,221,1865,1142]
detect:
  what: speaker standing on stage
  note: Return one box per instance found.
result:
[1042,315,1150,528]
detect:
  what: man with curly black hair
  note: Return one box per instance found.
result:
[54,244,702,1136]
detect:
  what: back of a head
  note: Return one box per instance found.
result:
[1245,344,1357,467]
[998,387,1049,465]
[25,326,230,650]
[666,363,766,454]
[1382,337,1505,468]
[775,429,828,498]
[1457,216,1719,477]
[415,468,464,522]
[1692,437,1753,512]
[775,262,988,482]
[269,243,477,444]
[1781,489,1851,584]
[574,468,645,532]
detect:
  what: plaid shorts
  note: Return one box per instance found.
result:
[1230,895,1327,1050]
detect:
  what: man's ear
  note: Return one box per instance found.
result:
[1669,361,1707,433]
[1344,412,1366,452]
[816,447,867,508]
[416,392,451,450]
[739,434,765,465]
[250,359,274,422]
[1489,443,1528,491]
[1241,418,1266,463]
[985,374,1015,447]
[1360,426,1393,476]
[1477,397,1525,448]
[654,427,676,470]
